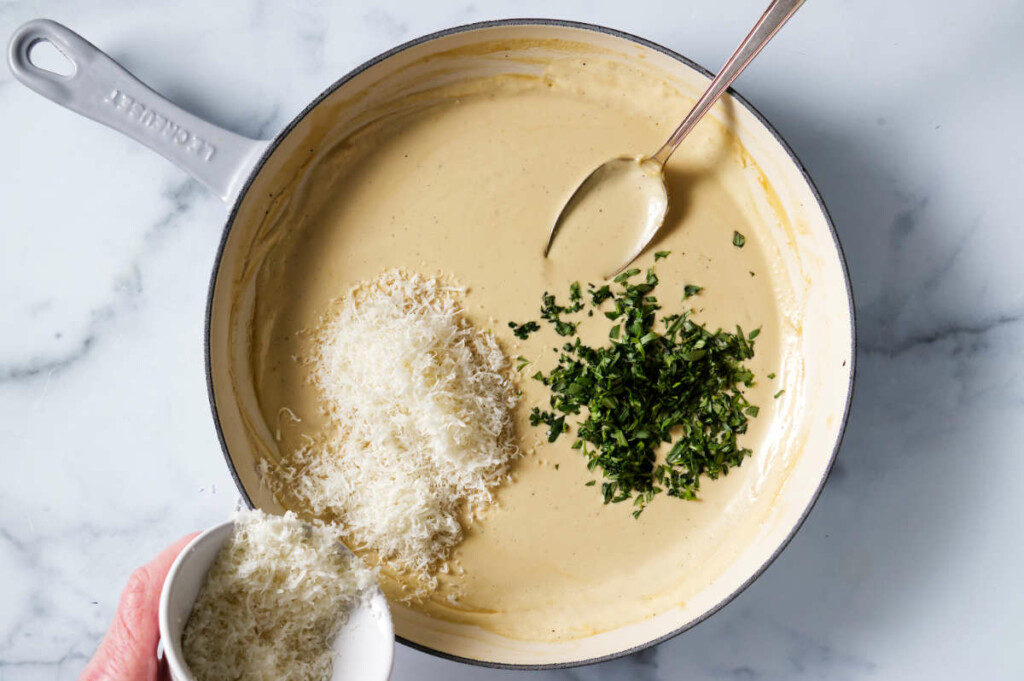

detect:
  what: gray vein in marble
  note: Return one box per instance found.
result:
[0,651,89,679]
[0,318,100,383]
[0,513,184,663]
[850,185,1022,359]
[0,529,63,660]
[0,179,203,384]
[776,623,876,677]
[916,212,981,292]
[861,311,1023,358]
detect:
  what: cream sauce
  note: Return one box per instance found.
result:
[250,56,796,642]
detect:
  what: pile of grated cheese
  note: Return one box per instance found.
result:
[266,269,518,578]
[182,509,375,681]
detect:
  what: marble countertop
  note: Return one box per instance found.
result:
[2,1,1022,679]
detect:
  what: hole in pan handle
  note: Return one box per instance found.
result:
[7,19,268,202]
[27,38,75,77]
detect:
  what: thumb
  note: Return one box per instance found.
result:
[80,533,200,681]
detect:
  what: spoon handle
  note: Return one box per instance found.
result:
[650,0,805,166]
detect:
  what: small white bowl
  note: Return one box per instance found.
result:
[158,521,394,681]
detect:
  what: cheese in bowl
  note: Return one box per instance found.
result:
[177,511,379,681]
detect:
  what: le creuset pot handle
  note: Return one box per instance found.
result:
[8,19,268,202]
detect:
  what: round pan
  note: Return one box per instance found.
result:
[8,18,855,669]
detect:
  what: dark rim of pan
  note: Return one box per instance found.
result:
[204,18,857,671]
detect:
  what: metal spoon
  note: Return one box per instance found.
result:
[544,0,806,278]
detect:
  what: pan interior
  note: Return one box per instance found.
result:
[207,23,852,667]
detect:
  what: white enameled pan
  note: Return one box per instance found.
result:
[8,18,854,669]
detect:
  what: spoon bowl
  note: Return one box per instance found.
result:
[546,155,668,278]
[544,0,805,276]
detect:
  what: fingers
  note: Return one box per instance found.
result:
[80,533,200,681]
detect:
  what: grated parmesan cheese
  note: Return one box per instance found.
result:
[265,269,518,577]
[182,509,375,681]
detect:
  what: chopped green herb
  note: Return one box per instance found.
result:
[774,389,785,399]
[554,463,560,470]
[529,409,569,442]
[767,372,776,379]
[748,328,761,340]
[749,271,756,277]
[613,268,641,284]
[585,480,596,486]
[683,284,703,299]
[588,284,613,306]
[515,356,531,371]
[525,270,759,515]
[733,231,746,248]
[538,290,583,337]
[553,321,576,336]
[654,250,671,260]
[508,320,540,340]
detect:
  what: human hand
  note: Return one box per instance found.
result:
[80,533,200,681]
